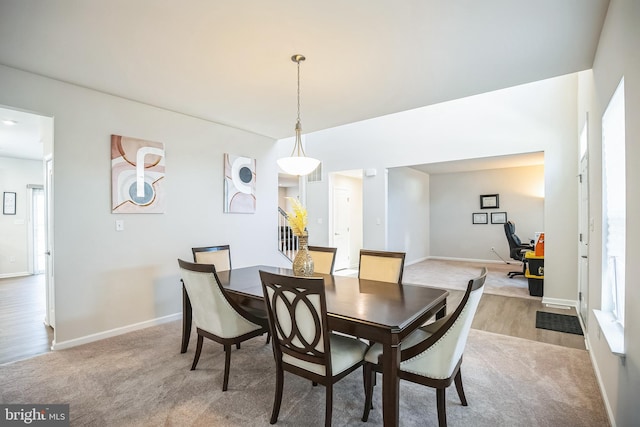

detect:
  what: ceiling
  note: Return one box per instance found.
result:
[0,106,47,160]
[0,1,608,162]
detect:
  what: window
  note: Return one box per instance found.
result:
[595,77,626,356]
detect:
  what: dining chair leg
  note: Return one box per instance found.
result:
[266,332,271,344]
[270,365,284,424]
[325,383,333,427]
[222,344,231,391]
[361,364,374,422]
[454,369,468,406]
[236,343,241,349]
[436,388,447,427]
[190,334,204,370]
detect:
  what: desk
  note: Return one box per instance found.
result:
[181,265,448,427]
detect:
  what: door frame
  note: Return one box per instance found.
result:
[44,155,55,330]
[331,186,351,270]
[578,116,589,328]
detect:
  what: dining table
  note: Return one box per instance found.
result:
[180,265,449,427]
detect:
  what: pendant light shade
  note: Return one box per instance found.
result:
[277,54,320,176]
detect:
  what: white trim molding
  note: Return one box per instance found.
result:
[51,313,181,351]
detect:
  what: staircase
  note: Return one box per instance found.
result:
[278,207,298,261]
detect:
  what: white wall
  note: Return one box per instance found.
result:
[0,64,287,347]
[0,157,44,277]
[429,165,544,262]
[388,167,430,263]
[278,185,299,211]
[297,73,578,303]
[580,0,640,425]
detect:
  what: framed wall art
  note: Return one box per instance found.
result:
[491,212,507,224]
[480,194,499,209]
[224,153,256,213]
[3,192,16,215]
[111,135,166,213]
[472,212,488,224]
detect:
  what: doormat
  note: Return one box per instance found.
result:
[535,311,583,335]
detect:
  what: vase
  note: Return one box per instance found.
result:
[292,234,314,277]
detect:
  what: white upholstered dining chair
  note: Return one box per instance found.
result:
[191,244,231,270]
[361,267,488,427]
[308,246,338,275]
[178,259,269,391]
[358,249,406,284]
[259,270,368,427]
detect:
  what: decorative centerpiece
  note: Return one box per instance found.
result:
[286,197,314,277]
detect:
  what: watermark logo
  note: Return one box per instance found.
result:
[1,405,69,426]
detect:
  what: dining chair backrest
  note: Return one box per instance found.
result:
[178,259,260,338]
[192,245,231,271]
[308,246,338,275]
[358,249,406,284]
[259,271,332,375]
[400,267,487,379]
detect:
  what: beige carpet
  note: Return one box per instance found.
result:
[403,259,537,299]
[0,320,608,426]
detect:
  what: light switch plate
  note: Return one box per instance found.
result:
[115,220,124,231]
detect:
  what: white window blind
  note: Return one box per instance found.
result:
[602,77,626,327]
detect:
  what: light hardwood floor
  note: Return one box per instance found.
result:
[446,289,586,350]
[0,274,53,365]
[0,268,585,366]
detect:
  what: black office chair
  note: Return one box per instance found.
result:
[503,221,534,278]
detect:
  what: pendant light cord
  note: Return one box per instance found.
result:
[293,55,306,157]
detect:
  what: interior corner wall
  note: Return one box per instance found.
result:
[0,64,287,347]
[581,0,640,425]
[429,165,544,262]
[0,157,44,277]
[388,167,430,263]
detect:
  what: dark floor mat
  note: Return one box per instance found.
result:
[535,311,583,335]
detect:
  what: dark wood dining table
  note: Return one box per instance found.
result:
[180,265,449,427]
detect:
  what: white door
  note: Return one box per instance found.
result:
[44,157,55,329]
[332,187,350,270]
[578,128,589,327]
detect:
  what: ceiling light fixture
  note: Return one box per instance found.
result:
[277,54,321,176]
[2,119,18,126]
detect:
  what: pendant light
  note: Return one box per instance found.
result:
[277,54,321,176]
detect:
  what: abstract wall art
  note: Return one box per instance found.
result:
[224,153,256,213]
[111,134,166,213]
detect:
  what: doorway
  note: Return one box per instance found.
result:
[329,170,363,271]
[0,105,54,361]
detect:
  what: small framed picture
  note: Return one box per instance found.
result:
[3,192,16,215]
[472,212,488,224]
[491,212,507,224]
[480,194,499,209]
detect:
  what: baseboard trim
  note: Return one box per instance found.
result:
[405,256,429,266]
[541,297,577,309]
[585,333,617,427]
[0,272,31,279]
[51,313,181,351]
[426,256,507,264]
